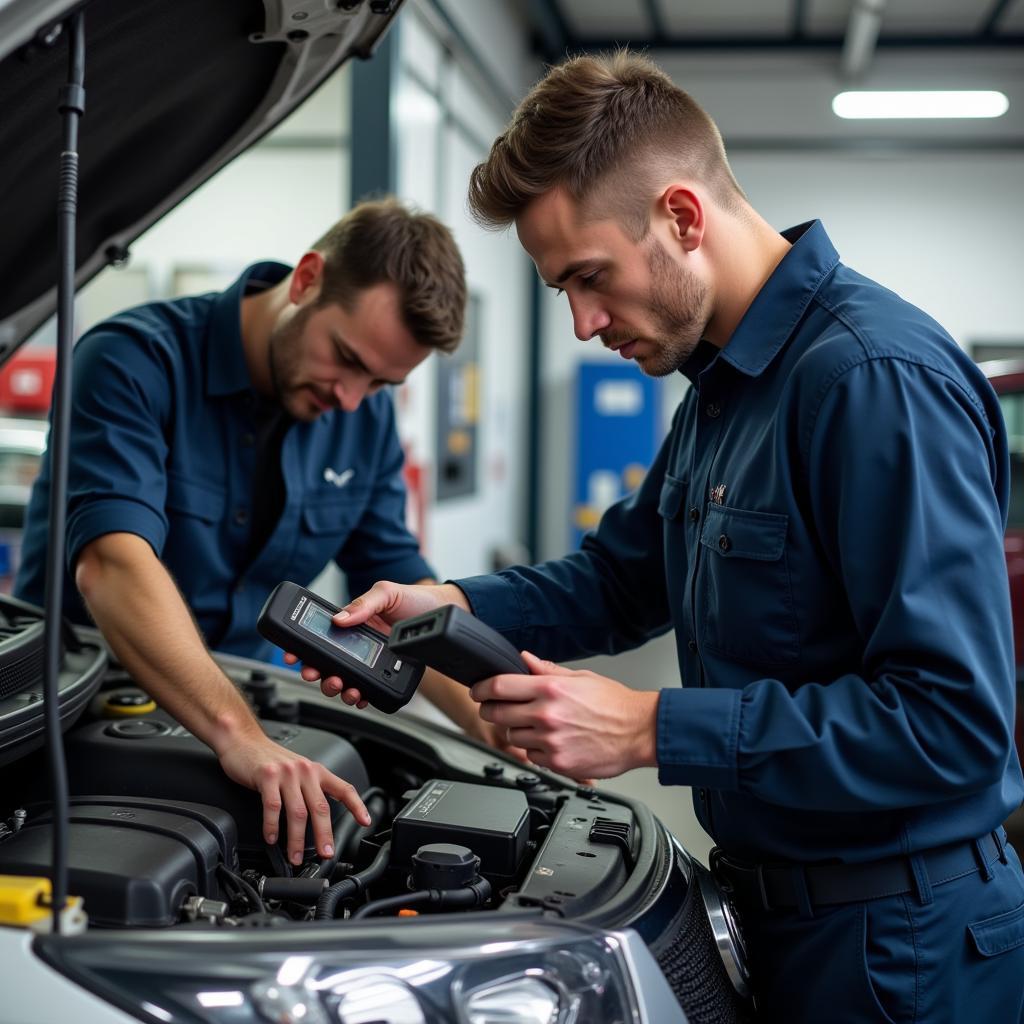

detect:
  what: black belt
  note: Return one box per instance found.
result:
[710,829,1009,913]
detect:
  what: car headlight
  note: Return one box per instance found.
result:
[34,917,686,1024]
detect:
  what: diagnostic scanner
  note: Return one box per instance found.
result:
[389,604,528,685]
[257,582,424,713]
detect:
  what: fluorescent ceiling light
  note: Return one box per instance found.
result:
[832,90,1009,119]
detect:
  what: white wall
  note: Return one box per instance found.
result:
[392,1,538,581]
[732,152,1024,350]
[76,68,352,328]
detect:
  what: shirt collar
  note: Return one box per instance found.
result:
[206,261,292,398]
[690,220,839,382]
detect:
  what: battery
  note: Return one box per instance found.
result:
[391,779,529,878]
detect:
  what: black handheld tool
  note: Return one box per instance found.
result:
[388,604,528,685]
[257,582,424,713]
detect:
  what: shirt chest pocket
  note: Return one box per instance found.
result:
[292,490,369,577]
[657,473,687,520]
[698,504,800,666]
[165,472,226,525]
[301,499,366,535]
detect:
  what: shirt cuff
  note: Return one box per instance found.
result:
[451,573,524,632]
[656,686,742,791]
[66,496,168,573]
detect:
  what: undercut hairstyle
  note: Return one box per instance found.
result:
[468,51,745,239]
[313,197,466,353]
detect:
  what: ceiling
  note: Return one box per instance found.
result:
[516,1,1024,150]
[524,0,1024,59]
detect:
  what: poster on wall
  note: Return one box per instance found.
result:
[573,361,660,550]
[435,293,480,502]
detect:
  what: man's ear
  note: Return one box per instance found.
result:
[656,186,705,254]
[289,251,325,305]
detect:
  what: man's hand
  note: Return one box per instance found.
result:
[285,579,468,704]
[470,651,660,781]
[73,533,371,869]
[217,731,370,866]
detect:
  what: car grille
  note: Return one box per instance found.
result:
[655,869,752,1024]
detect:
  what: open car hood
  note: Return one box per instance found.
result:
[0,0,401,363]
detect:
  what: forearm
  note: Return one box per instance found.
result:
[75,532,261,754]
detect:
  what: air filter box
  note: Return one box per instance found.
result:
[0,798,236,927]
[392,780,529,877]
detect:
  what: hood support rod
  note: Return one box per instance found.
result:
[43,6,85,935]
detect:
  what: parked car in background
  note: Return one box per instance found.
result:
[981,359,1024,847]
[0,416,48,592]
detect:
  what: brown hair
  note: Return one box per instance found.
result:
[468,51,745,239]
[312,197,466,353]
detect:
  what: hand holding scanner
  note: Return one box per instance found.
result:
[257,582,424,713]
[388,604,528,685]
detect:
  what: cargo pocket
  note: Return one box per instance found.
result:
[698,504,799,666]
[968,900,1024,958]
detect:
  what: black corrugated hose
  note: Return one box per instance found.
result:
[315,840,392,920]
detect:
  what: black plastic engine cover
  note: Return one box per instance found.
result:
[0,798,236,927]
[55,711,370,856]
[392,779,528,877]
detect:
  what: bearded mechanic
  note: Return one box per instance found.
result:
[16,197,510,867]
[305,55,1024,1023]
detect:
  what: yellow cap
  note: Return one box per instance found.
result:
[0,876,52,926]
[0,876,87,933]
[102,690,157,717]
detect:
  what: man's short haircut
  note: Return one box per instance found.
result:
[313,197,466,353]
[468,50,745,239]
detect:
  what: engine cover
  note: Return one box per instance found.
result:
[0,798,236,927]
[27,711,369,856]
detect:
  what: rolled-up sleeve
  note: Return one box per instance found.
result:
[64,329,173,570]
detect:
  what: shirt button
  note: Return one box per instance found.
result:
[688,506,699,523]
[718,534,731,552]
[687,638,697,653]
[235,580,245,593]
[241,432,255,446]
[705,401,721,419]
[234,507,249,526]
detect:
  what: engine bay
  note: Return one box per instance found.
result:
[0,660,639,932]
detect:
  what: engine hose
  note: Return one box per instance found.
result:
[350,877,493,920]
[315,840,392,920]
[315,789,388,880]
[259,876,329,902]
[217,863,266,914]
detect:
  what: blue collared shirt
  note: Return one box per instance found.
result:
[458,221,1024,862]
[16,262,433,658]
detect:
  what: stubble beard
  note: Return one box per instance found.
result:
[267,304,317,420]
[620,240,710,378]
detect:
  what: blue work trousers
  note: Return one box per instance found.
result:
[740,843,1024,1022]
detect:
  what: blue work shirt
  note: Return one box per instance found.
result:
[16,262,433,659]
[458,221,1024,863]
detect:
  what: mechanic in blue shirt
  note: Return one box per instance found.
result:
[15,198,504,869]
[322,56,1024,1021]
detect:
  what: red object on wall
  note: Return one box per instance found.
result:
[402,447,429,557]
[0,351,56,413]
